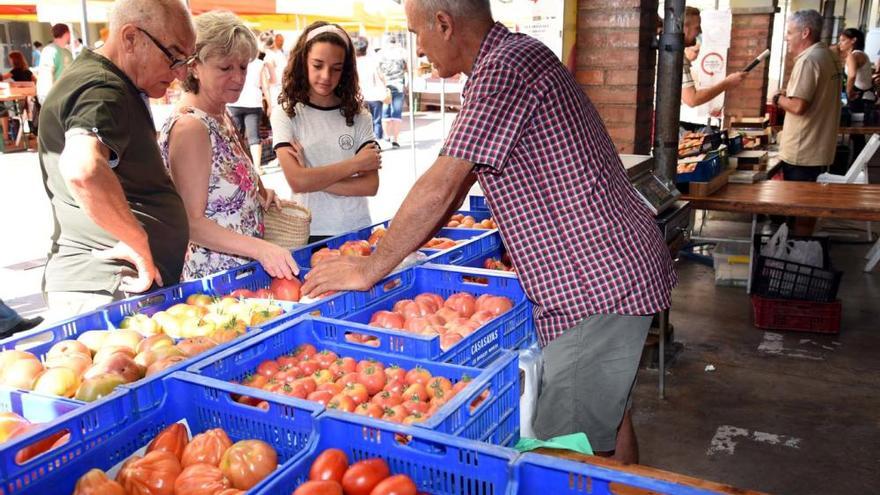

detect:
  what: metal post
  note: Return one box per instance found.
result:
[80,0,90,47]
[821,0,836,45]
[653,0,686,182]
[408,31,417,179]
[659,309,668,399]
[440,78,446,137]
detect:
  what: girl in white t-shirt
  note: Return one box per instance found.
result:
[270,22,381,242]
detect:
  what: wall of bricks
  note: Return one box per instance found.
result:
[724,12,776,120]
[575,0,659,154]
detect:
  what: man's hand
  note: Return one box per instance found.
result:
[724,71,748,89]
[301,255,381,298]
[92,240,163,293]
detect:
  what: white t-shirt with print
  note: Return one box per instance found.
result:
[271,102,375,236]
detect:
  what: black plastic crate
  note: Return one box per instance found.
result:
[751,234,842,302]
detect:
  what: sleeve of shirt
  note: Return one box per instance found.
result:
[270,108,296,149]
[682,63,695,89]
[354,110,377,151]
[440,65,537,173]
[788,59,820,103]
[63,84,131,168]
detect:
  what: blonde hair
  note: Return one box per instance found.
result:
[183,10,258,93]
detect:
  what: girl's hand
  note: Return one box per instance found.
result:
[288,140,306,168]
[351,143,382,174]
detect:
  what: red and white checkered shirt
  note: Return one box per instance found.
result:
[442,23,677,346]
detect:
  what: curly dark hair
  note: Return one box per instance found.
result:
[280,21,363,127]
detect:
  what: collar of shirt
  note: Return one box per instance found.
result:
[462,22,510,100]
[796,41,824,62]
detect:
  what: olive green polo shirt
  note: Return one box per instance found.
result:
[38,49,188,293]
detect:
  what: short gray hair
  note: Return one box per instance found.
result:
[415,0,492,25]
[183,11,258,93]
[109,0,190,34]
[790,9,822,43]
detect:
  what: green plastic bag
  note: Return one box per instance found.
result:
[514,433,594,456]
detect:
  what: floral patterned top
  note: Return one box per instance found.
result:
[158,106,264,281]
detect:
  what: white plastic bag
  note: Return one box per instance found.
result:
[518,342,543,439]
[761,224,824,268]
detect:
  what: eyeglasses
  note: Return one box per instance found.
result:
[137,27,195,70]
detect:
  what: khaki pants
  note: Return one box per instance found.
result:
[44,290,123,325]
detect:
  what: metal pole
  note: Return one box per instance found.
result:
[440,78,446,137]
[821,0,836,45]
[653,0,686,182]
[659,309,668,399]
[407,31,417,179]
[80,0,90,47]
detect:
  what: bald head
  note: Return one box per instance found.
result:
[110,0,193,37]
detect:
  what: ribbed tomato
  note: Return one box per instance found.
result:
[146,423,189,462]
[181,429,233,468]
[116,450,182,495]
[219,439,278,490]
[73,469,126,495]
[173,463,231,495]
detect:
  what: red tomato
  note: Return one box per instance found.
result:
[299,360,320,376]
[269,277,302,302]
[371,390,403,408]
[444,293,476,318]
[307,390,334,406]
[391,299,414,315]
[382,405,407,424]
[354,402,385,419]
[469,310,494,326]
[404,367,432,387]
[400,301,432,320]
[426,377,453,400]
[286,382,309,399]
[337,372,360,387]
[343,383,370,405]
[370,474,417,495]
[402,400,429,415]
[309,449,349,483]
[242,374,268,389]
[451,376,473,396]
[402,413,426,425]
[382,380,406,395]
[414,293,443,313]
[310,248,341,267]
[340,240,372,257]
[294,344,318,360]
[294,378,318,395]
[327,394,356,413]
[277,354,299,368]
[341,458,390,495]
[477,296,513,316]
[293,480,343,495]
[315,351,338,369]
[229,289,255,299]
[256,360,280,378]
[357,359,383,374]
[317,382,344,395]
[402,383,428,403]
[329,357,357,378]
[313,369,334,385]
[384,366,406,384]
[357,365,387,396]
[439,332,464,351]
[369,311,405,330]
[219,440,278,490]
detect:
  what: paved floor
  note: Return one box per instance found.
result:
[1,115,878,494]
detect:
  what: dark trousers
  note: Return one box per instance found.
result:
[780,162,827,182]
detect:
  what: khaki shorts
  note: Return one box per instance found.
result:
[532,313,651,451]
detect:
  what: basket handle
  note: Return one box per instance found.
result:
[277,199,312,223]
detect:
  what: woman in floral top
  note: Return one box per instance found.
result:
[159,11,299,281]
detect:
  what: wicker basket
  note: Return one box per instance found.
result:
[263,200,311,249]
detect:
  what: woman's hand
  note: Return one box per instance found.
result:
[260,187,283,210]
[350,143,382,175]
[254,239,300,279]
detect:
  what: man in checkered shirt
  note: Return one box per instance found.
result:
[303,0,676,463]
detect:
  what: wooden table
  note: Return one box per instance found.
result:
[534,448,767,495]
[684,181,880,273]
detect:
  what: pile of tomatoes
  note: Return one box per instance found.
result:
[227,277,304,302]
[482,256,515,273]
[421,238,459,250]
[365,292,513,350]
[236,343,474,425]
[73,424,278,494]
[310,240,374,268]
[446,214,496,230]
[293,449,417,495]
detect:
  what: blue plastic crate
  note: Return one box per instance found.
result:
[1,373,321,495]
[292,221,487,269]
[677,153,722,183]
[256,412,518,495]
[0,310,111,353]
[426,230,506,268]
[469,195,489,211]
[187,316,520,446]
[728,134,744,155]
[339,265,534,368]
[0,387,81,424]
[514,452,724,495]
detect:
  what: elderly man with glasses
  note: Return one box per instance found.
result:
[37,0,196,322]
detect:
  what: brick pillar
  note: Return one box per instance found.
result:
[724,12,776,121]
[576,0,659,154]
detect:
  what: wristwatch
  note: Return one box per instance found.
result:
[773,93,783,106]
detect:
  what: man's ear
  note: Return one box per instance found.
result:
[119,24,138,53]
[436,10,455,41]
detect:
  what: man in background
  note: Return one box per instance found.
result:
[31,41,43,67]
[37,23,73,103]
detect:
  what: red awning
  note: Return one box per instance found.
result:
[0,5,36,15]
